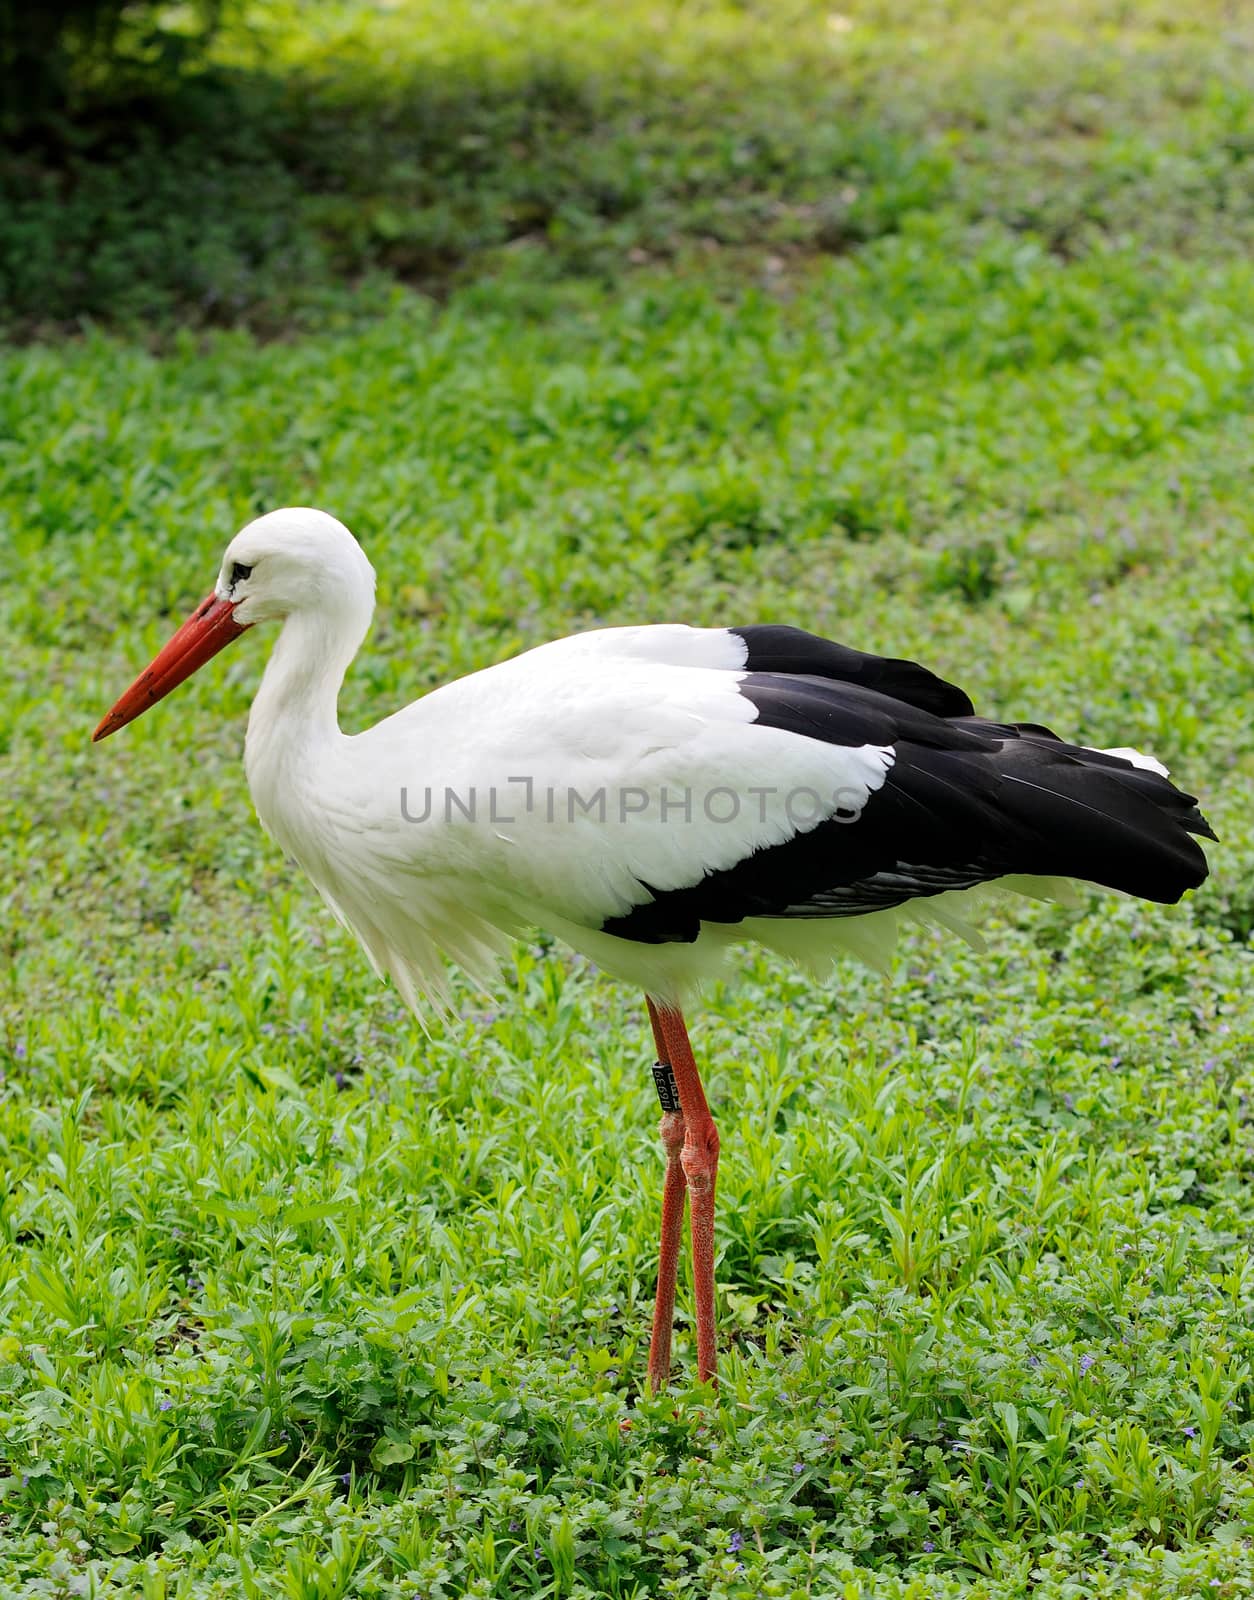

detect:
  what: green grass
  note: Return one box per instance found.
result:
[3,2,1254,1595]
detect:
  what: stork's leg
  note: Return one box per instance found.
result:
[654,1001,721,1387]
[646,997,686,1395]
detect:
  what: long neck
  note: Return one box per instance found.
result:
[245,605,368,770]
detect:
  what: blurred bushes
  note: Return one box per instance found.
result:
[0,2,1248,338]
[0,0,233,128]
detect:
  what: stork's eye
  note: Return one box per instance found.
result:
[230,562,253,586]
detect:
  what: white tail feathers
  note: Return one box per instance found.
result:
[1097,746,1170,778]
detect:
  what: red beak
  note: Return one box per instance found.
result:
[92,591,252,742]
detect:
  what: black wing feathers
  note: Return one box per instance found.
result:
[740,674,996,753]
[601,661,1214,946]
[731,625,975,717]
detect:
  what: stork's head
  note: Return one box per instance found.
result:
[217,507,376,627]
[93,507,376,742]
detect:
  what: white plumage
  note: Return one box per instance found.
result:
[222,512,990,1009]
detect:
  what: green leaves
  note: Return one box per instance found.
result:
[3,0,1252,335]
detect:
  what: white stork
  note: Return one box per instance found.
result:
[93,508,1214,1391]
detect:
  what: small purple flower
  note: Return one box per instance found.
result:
[792,1462,804,1475]
[14,1042,26,1059]
[334,1071,346,1091]
[1183,1425,1197,1437]
[509,1520,520,1532]
[729,1531,744,1554]
[1079,1353,1096,1373]
[340,1472,352,1488]
[1026,1354,1040,1367]
[923,1539,936,1552]
[158,1398,173,1411]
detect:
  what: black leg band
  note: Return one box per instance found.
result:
[651,1060,680,1113]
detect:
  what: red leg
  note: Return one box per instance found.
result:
[654,1002,720,1387]
[646,997,686,1394]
